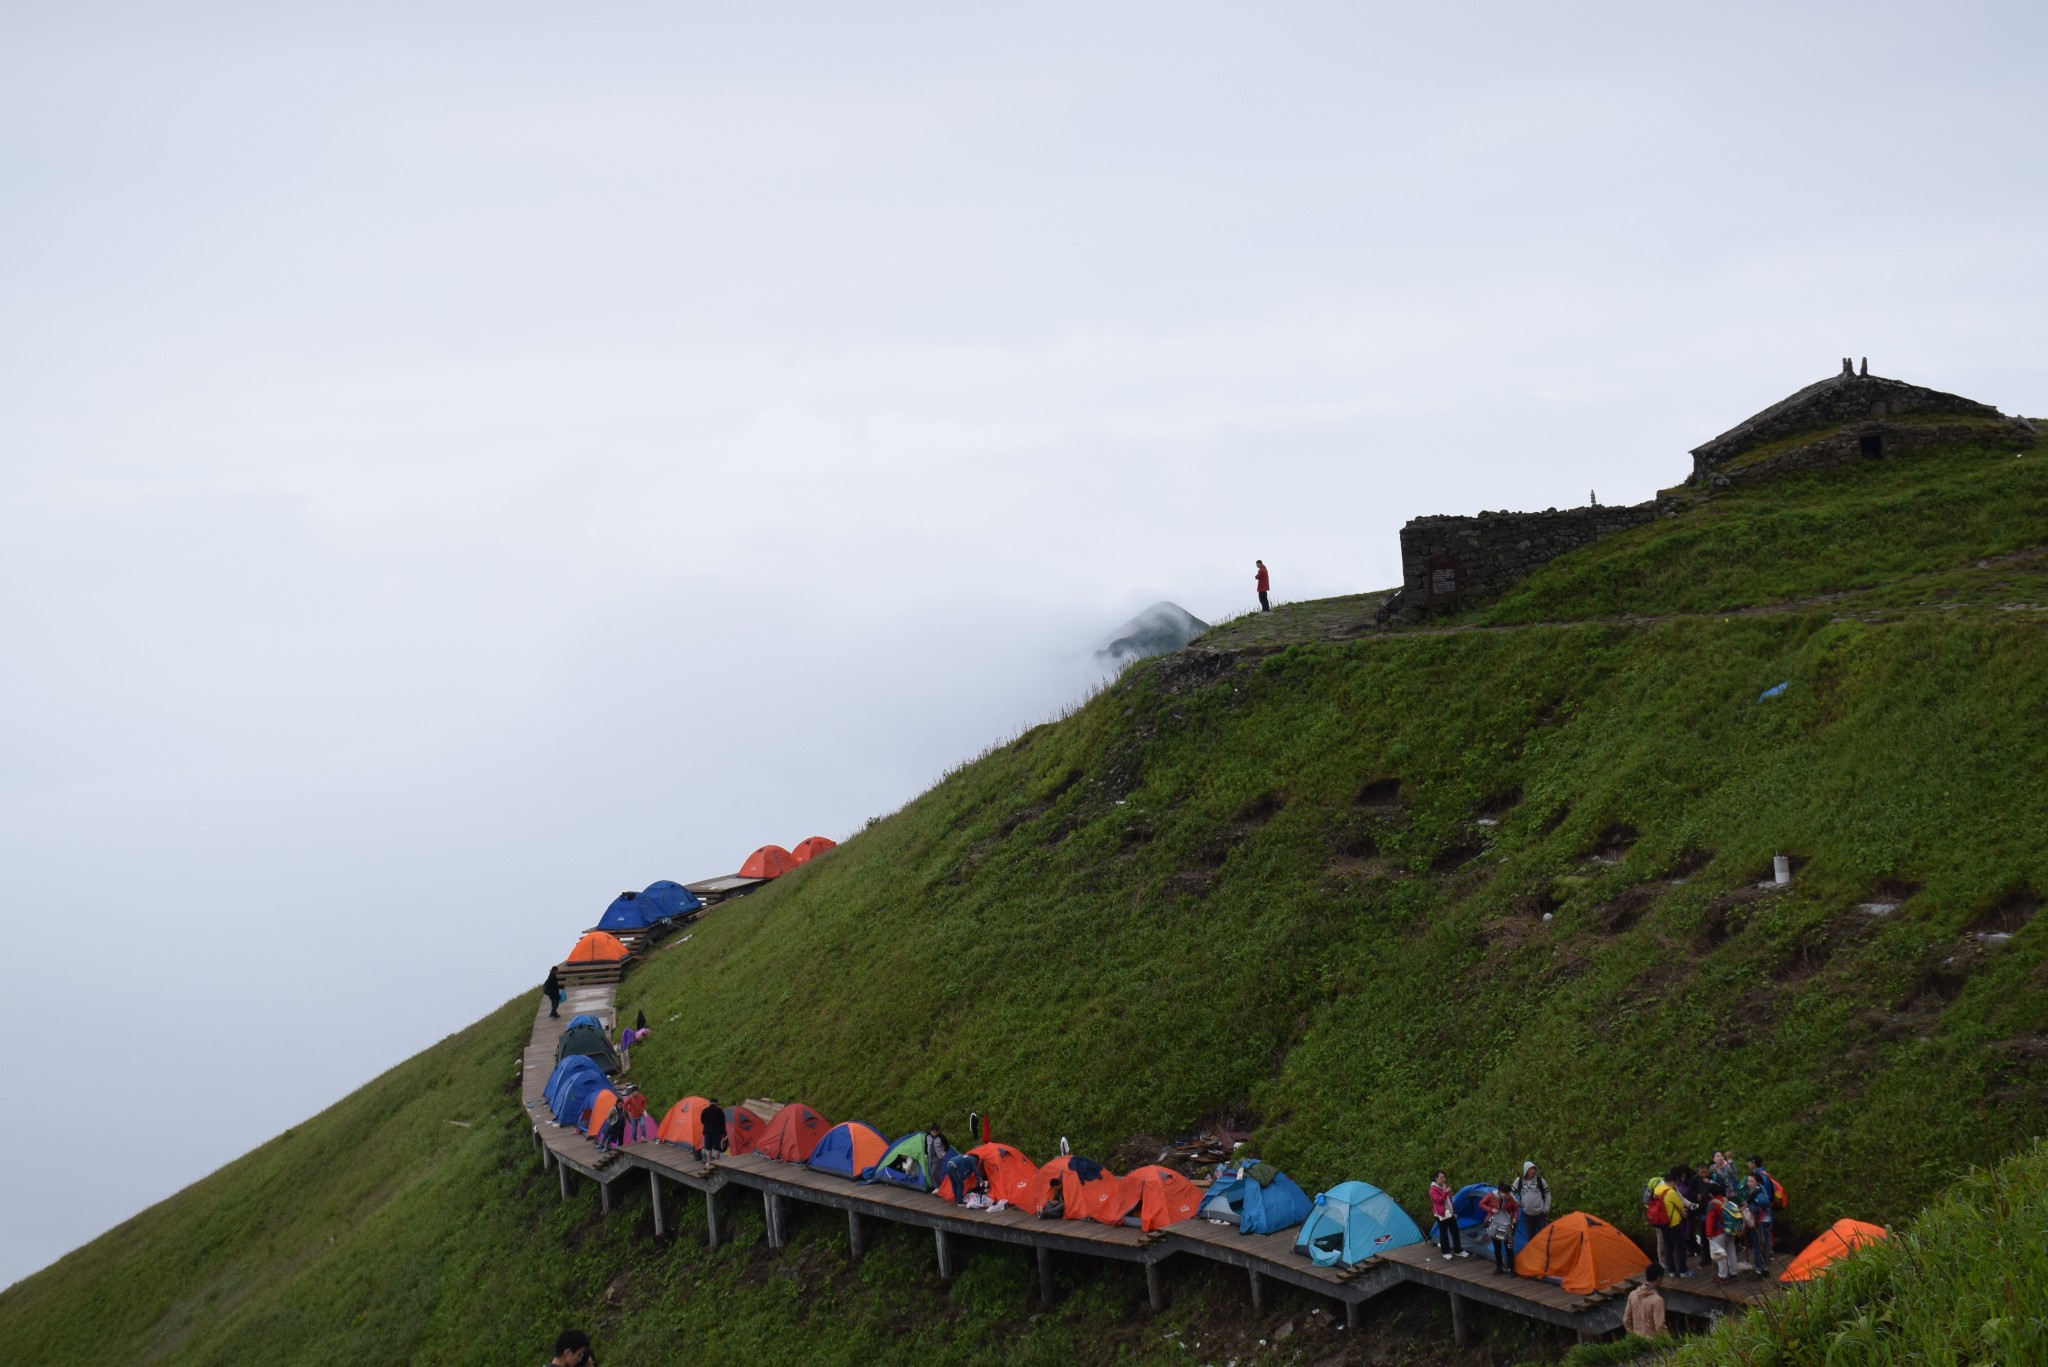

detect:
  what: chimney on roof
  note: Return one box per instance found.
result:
[1842,358,1854,376]
[1859,357,1868,377]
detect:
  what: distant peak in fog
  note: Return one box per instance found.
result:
[1094,601,1209,668]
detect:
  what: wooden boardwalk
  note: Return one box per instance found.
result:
[521,985,1779,1345]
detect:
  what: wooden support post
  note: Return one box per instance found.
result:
[1345,1297,1358,1331]
[599,1178,611,1215]
[558,1161,570,1202]
[847,1210,866,1261]
[650,1172,665,1237]
[1146,1260,1166,1312]
[764,1192,785,1249]
[934,1227,957,1280]
[705,1189,722,1249]
[1449,1292,1470,1349]
[1248,1268,1264,1311]
[1036,1246,1055,1307]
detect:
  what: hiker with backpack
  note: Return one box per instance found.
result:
[1646,1167,1694,1276]
[1745,1156,1781,1277]
[1428,1171,1466,1258]
[1479,1178,1520,1274]
[1704,1180,1742,1281]
[1511,1161,1552,1239]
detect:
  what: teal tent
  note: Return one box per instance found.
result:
[1294,1181,1423,1267]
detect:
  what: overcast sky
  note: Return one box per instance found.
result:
[4,0,2045,1287]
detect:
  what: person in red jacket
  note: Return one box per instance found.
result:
[1255,560,1271,612]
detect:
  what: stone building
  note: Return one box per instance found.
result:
[1378,361,2032,622]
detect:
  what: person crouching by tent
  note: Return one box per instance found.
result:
[1428,1171,1466,1258]
[698,1098,727,1163]
[1480,1179,1520,1274]
[542,967,564,1019]
[616,1023,650,1073]
[943,1150,984,1206]
[1512,1161,1552,1239]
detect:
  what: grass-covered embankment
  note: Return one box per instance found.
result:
[4,435,2045,1364]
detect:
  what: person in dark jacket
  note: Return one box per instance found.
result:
[542,967,564,1018]
[699,1100,727,1163]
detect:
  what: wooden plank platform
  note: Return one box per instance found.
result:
[516,978,1783,1341]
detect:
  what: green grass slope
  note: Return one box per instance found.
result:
[5,436,2045,1364]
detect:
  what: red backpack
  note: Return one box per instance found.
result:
[1643,1181,1671,1227]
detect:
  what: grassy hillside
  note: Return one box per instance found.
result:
[5,434,2045,1364]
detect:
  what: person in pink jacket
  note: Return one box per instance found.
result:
[1429,1170,1467,1258]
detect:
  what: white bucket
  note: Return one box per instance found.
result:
[1773,854,1791,885]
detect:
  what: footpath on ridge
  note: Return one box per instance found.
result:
[517,981,1777,1347]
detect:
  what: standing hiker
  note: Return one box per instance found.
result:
[1704,1180,1741,1281]
[1428,1171,1466,1258]
[1745,1156,1778,1277]
[699,1099,727,1163]
[1648,1168,1693,1276]
[542,966,564,1019]
[1255,559,1271,612]
[1480,1179,1520,1274]
[1512,1161,1552,1239]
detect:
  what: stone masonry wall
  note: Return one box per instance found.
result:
[1706,418,2037,489]
[1389,500,1671,620]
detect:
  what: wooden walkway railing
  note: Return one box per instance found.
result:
[521,988,1775,1347]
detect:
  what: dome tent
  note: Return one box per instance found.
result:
[935,1142,1035,1203]
[806,1121,889,1178]
[1293,1181,1423,1267]
[1514,1212,1650,1294]
[739,845,796,878]
[789,836,837,865]
[565,931,630,964]
[1098,1166,1203,1232]
[1780,1218,1887,1282]
[553,1021,619,1071]
[1198,1162,1314,1236]
[756,1103,831,1163]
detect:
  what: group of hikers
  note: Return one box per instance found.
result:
[1425,1151,1783,1286]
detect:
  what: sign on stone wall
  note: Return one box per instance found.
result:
[1427,555,1459,606]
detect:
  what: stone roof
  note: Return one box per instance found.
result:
[1690,361,2000,466]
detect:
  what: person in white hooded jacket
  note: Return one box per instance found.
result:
[1511,1161,1553,1239]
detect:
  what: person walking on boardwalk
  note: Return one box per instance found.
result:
[548,1328,594,1365]
[1428,1170,1466,1258]
[1255,560,1272,612]
[1622,1265,1667,1339]
[1480,1178,1520,1274]
[1511,1161,1552,1239]
[542,967,564,1019]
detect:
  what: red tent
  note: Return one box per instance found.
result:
[937,1143,1036,1202]
[1780,1219,1887,1282]
[756,1103,831,1162]
[739,845,795,878]
[724,1105,767,1155]
[1097,1166,1203,1232]
[565,931,629,964]
[789,836,838,865]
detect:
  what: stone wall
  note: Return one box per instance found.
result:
[1706,417,2037,489]
[1383,500,1673,621]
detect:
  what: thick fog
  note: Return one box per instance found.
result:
[3,0,2044,1287]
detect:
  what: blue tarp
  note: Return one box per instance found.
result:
[1294,1181,1424,1267]
[1198,1166,1314,1235]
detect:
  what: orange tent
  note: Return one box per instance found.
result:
[739,845,795,878]
[584,1089,621,1139]
[756,1103,831,1162]
[1780,1219,1887,1282]
[789,836,838,865]
[725,1105,767,1155]
[565,930,629,964]
[1021,1155,1120,1221]
[1097,1166,1203,1232]
[656,1096,718,1148]
[937,1142,1036,1202]
[1514,1212,1650,1295]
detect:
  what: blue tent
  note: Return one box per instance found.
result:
[544,1059,615,1127]
[1197,1166,1314,1235]
[1451,1182,1532,1252]
[542,1055,607,1113]
[597,881,704,932]
[565,1014,604,1033]
[805,1121,888,1178]
[1293,1181,1424,1267]
[638,879,703,920]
